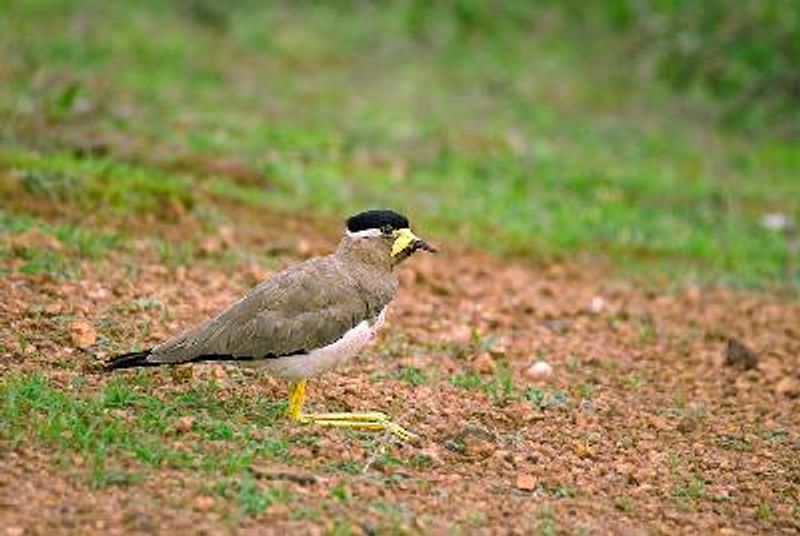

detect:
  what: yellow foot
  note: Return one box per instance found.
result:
[297,411,419,443]
[285,380,418,443]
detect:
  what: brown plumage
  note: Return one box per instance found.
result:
[106,209,434,380]
[107,209,435,442]
[151,236,396,363]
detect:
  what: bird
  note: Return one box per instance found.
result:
[105,209,436,442]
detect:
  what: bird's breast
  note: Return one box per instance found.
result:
[255,307,387,380]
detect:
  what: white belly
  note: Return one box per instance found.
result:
[255,309,386,380]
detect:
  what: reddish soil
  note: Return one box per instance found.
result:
[1,208,799,535]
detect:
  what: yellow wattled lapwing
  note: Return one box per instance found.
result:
[106,209,435,442]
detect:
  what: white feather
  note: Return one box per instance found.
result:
[345,228,382,238]
[253,309,386,380]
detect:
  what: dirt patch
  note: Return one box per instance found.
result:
[1,210,799,534]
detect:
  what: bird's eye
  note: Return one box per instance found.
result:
[381,225,393,236]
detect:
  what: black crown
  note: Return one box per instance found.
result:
[346,209,409,233]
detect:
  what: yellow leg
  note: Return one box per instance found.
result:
[299,411,419,442]
[285,381,418,443]
[287,380,306,420]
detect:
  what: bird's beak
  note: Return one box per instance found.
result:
[391,228,437,257]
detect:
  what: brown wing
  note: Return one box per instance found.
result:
[149,256,378,363]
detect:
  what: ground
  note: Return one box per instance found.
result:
[1,3,799,534]
[1,196,798,535]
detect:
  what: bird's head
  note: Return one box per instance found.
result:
[339,209,436,268]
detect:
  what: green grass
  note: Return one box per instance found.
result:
[0,373,288,490]
[327,460,362,476]
[0,208,121,277]
[330,482,350,503]
[534,505,559,536]
[393,366,429,386]
[524,387,570,411]
[449,364,517,405]
[1,151,194,214]
[614,495,634,513]
[0,1,798,287]
[52,224,120,259]
[755,503,773,522]
[0,372,431,516]
[672,475,707,509]
[214,475,291,516]
[449,371,484,391]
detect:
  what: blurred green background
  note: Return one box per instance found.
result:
[1,0,798,287]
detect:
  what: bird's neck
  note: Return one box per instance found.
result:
[335,237,393,272]
[335,239,397,309]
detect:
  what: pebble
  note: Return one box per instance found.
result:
[515,473,537,491]
[472,353,496,375]
[69,319,97,349]
[724,338,758,370]
[193,496,215,512]
[173,416,196,434]
[775,377,799,398]
[525,361,553,381]
[589,296,605,313]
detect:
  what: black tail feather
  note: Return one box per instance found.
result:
[105,349,159,371]
[105,350,291,371]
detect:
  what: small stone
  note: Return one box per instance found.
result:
[243,264,270,285]
[87,287,110,301]
[589,296,605,314]
[472,353,496,375]
[505,401,535,423]
[492,449,512,463]
[209,364,228,381]
[418,446,444,466]
[677,416,698,434]
[515,473,537,491]
[193,495,215,511]
[109,408,130,420]
[450,324,472,342]
[44,302,64,315]
[69,320,97,349]
[574,441,593,459]
[648,415,669,431]
[446,427,495,459]
[775,377,799,398]
[543,319,570,333]
[296,239,312,257]
[524,361,553,382]
[266,503,290,517]
[761,212,793,232]
[174,416,196,434]
[440,356,458,373]
[197,236,224,256]
[724,338,758,370]
[10,228,64,252]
